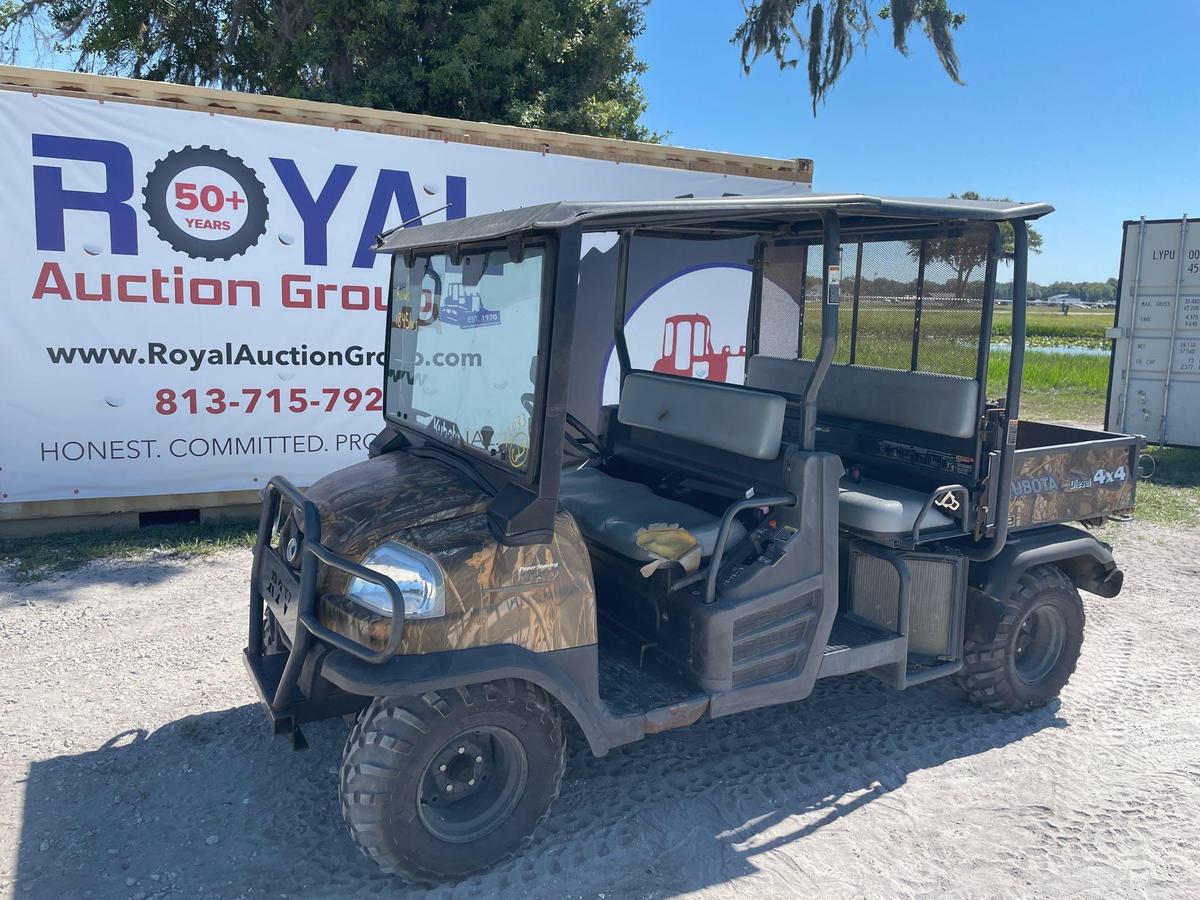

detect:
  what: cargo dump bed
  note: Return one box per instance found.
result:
[1008,422,1143,530]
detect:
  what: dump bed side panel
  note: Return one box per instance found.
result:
[1009,435,1139,529]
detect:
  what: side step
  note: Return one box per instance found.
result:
[819,617,906,679]
[818,618,964,688]
[596,632,712,740]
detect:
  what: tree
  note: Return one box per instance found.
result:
[733,0,966,113]
[913,192,1045,301]
[0,0,659,141]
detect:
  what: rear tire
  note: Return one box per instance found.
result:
[339,680,564,882]
[957,565,1084,712]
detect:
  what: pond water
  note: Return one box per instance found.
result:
[991,342,1109,357]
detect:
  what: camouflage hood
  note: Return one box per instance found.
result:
[301,450,597,657]
[303,451,490,563]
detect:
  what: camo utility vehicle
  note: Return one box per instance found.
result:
[245,195,1139,881]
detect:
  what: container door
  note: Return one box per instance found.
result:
[1107,217,1200,446]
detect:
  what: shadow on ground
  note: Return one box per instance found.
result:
[15,676,1062,898]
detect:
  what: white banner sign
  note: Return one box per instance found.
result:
[0,90,801,505]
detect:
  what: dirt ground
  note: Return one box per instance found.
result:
[2,520,1199,899]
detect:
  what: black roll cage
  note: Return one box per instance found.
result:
[373,195,1044,557]
[381,228,582,545]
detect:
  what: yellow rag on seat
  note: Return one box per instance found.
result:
[635,523,702,578]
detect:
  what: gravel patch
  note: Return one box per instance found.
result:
[2,521,1199,898]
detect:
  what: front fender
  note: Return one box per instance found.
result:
[316,642,636,756]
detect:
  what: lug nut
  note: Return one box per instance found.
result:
[457,746,465,754]
[445,784,453,792]
[468,778,476,786]
[439,764,446,772]
[475,755,483,763]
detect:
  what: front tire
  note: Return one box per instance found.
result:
[958,565,1085,712]
[262,608,289,655]
[339,680,565,882]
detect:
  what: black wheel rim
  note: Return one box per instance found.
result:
[1014,604,1067,685]
[416,726,528,844]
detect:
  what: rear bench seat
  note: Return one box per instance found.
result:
[837,478,952,536]
[745,356,975,539]
[559,372,786,562]
[745,356,980,440]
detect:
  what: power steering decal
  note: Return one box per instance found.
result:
[142,145,269,260]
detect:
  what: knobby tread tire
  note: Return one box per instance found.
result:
[957,564,1085,712]
[339,679,565,883]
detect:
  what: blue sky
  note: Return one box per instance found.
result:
[12,1,1194,282]
[636,0,1200,283]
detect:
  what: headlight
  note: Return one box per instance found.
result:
[347,541,446,620]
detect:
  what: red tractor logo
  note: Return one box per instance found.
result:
[652,313,745,382]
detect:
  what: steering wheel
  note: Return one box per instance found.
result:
[565,412,605,462]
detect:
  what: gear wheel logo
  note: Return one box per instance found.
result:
[142,146,269,261]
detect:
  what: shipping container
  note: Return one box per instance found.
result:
[1106,216,1200,447]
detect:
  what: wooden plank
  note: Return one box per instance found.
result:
[0,489,266,521]
[0,65,812,183]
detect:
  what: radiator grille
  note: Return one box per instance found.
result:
[849,555,901,630]
[908,559,956,656]
[849,551,959,657]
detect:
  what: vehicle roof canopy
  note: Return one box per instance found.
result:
[374,193,1054,254]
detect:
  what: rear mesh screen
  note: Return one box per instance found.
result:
[757,243,804,360]
[756,224,994,379]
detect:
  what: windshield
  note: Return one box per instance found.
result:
[385,246,546,472]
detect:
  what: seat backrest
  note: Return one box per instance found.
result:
[745,356,979,439]
[617,371,785,460]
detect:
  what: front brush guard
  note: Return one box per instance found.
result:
[245,477,405,746]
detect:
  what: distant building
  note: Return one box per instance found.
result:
[1047,293,1088,307]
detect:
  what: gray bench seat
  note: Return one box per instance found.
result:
[745,356,980,440]
[559,467,745,562]
[559,372,781,562]
[838,478,952,536]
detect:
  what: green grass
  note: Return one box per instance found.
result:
[795,300,1112,423]
[0,520,256,585]
[800,303,1113,351]
[993,307,1114,348]
[1127,447,1200,529]
[989,349,1110,425]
